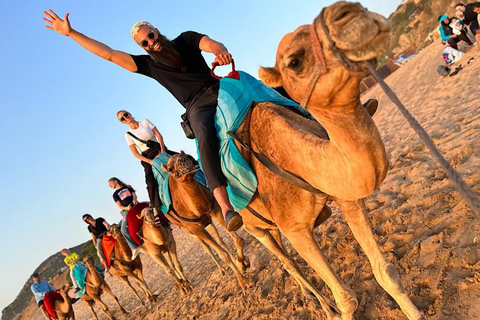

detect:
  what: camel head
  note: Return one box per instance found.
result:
[259,1,390,107]
[57,285,72,299]
[139,206,156,223]
[82,255,95,268]
[161,151,199,181]
[107,224,122,238]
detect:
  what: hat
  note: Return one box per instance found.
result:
[437,65,451,76]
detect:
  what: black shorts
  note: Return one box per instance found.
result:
[37,300,44,307]
[469,20,479,33]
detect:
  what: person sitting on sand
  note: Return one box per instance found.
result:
[30,273,55,320]
[438,15,473,50]
[82,214,110,270]
[454,2,480,51]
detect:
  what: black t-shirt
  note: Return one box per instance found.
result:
[464,3,479,25]
[131,31,219,110]
[113,186,135,207]
[88,218,108,238]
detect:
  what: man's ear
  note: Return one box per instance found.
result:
[258,66,283,87]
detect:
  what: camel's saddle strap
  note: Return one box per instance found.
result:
[227,131,325,195]
[168,200,215,224]
[245,205,275,226]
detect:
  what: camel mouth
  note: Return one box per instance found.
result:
[323,2,391,62]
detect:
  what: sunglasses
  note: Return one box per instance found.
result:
[140,31,156,48]
[119,112,130,122]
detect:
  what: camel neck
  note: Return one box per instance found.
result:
[114,234,133,259]
[170,176,212,216]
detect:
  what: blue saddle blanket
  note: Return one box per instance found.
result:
[207,71,308,210]
[152,153,208,214]
[72,263,88,297]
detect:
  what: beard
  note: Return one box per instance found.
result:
[147,34,185,70]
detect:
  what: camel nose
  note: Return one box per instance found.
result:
[331,2,364,28]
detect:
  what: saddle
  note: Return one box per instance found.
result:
[43,291,63,319]
[126,202,149,246]
[101,235,117,267]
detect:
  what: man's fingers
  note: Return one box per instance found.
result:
[44,11,54,21]
[43,17,53,25]
[45,25,54,30]
[49,9,60,20]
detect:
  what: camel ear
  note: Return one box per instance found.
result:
[258,66,283,87]
[180,150,185,155]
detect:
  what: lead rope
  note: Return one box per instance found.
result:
[365,61,480,215]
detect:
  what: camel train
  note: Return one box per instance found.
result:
[51,2,426,320]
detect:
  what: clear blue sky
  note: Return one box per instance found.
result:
[0,0,401,312]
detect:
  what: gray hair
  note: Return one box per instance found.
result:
[131,21,155,39]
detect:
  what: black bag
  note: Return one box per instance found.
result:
[126,132,161,160]
[180,113,196,139]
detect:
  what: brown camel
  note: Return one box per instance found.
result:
[161,152,250,289]
[53,286,74,320]
[81,256,126,320]
[106,224,155,304]
[193,2,422,320]
[137,206,193,294]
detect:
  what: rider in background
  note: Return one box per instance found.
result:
[82,214,110,271]
[61,248,81,293]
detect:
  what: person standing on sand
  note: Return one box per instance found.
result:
[43,9,243,232]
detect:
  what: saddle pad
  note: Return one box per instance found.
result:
[72,262,88,297]
[151,153,208,214]
[127,202,149,245]
[43,291,63,318]
[208,71,308,210]
[102,235,117,267]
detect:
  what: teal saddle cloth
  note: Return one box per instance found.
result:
[208,71,308,210]
[72,263,88,297]
[152,153,207,214]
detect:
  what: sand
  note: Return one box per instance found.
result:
[20,40,480,320]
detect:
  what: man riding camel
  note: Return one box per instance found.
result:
[31,273,56,320]
[82,214,110,271]
[61,248,81,294]
[43,10,243,231]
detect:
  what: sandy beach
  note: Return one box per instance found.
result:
[18,39,480,320]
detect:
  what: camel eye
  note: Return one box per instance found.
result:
[287,58,301,70]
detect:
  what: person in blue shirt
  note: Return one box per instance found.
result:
[30,273,55,320]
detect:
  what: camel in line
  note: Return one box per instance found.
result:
[53,286,75,320]
[106,224,156,304]
[201,1,423,319]
[137,206,193,294]
[81,256,126,320]
[160,152,250,289]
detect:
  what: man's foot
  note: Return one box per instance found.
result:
[225,211,243,231]
[131,247,142,260]
[363,98,378,117]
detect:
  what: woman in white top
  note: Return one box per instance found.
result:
[117,110,170,225]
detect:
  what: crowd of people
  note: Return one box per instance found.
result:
[438,2,480,65]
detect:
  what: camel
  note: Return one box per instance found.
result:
[137,206,193,294]
[53,286,75,320]
[81,256,126,320]
[160,153,250,289]
[196,1,423,320]
[106,224,155,304]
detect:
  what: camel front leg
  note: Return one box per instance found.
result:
[336,199,425,320]
[166,241,194,292]
[81,300,99,320]
[89,294,114,320]
[128,270,154,302]
[193,234,227,275]
[244,225,341,320]
[211,209,251,271]
[117,276,144,304]
[100,283,127,315]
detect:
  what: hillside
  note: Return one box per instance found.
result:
[1,242,92,320]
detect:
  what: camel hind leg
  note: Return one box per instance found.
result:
[129,269,154,302]
[244,225,341,320]
[165,237,194,292]
[118,275,144,304]
[336,199,424,320]
[81,300,99,320]
[89,294,114,320]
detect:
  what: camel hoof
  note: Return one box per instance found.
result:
[239,257,251,271]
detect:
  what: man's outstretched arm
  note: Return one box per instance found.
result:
[43,9,137,72]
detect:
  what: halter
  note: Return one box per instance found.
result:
[301,8,368,109]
